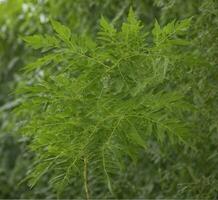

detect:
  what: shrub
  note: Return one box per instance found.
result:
[16,9,194,198]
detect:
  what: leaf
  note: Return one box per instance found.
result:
[98,16,116,43]
[99,16,116,34]
[128,124,146,149]
[176,18,192,33]
[121,7,142,36]
[162,19,176,35]
[22,35,45,49]
[168,39,190,46]
[152,19,161,38]
[127,7,138,25]
[22,34,59,49]
[51,20,71,42]
[23,53,60,72]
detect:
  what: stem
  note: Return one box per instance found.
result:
[83,157,90,200]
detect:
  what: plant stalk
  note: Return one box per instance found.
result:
[83,157,90,200]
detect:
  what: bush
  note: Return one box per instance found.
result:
[0,0,218,199]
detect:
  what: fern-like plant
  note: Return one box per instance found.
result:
[16,9,193,198]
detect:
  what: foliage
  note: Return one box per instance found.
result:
[16,8,195,195]
[0,0,218,199]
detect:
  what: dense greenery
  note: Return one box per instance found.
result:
[0,0,218,199]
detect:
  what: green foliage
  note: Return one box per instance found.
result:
[152,18,191,46]
[1,0,218,199]
[16,9,193,193]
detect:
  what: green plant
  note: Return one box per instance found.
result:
[16,9,194,198]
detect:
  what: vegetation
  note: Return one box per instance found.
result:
[0,0,218,199]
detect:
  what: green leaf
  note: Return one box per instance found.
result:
[98,16,116,43]
[168,39,190,46]
[127,7,138,25]
[176,18,192,33]
[128,124,146,149]
[152,19,161,36]
[51,20,71,42]
[23,53,60,72]
[100,16,116,34]
[22,34,59,49]
[22,35,45,49]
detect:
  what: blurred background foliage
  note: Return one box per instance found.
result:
[0,0,217,198]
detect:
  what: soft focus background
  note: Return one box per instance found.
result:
[0,0,218,198]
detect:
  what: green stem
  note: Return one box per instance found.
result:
[83,157,90,200]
